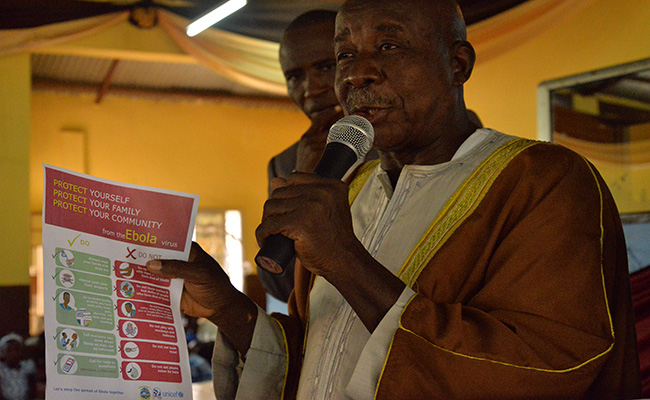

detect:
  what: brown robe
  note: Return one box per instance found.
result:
[272,140,641,399]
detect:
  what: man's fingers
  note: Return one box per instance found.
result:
[256,210,300,247]
[180,288,215,318]
[270,177,288,193]
[259,175,347,243]
[189,241,217,263]
[147,242,220,281]
[146,259,206,281]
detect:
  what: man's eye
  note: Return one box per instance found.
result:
[337,52,353,62]
[319,62,335,72]
[379,43,397,51]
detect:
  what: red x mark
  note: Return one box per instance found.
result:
[126,247,136,260]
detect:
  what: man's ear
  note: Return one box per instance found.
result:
[451,40,475,86]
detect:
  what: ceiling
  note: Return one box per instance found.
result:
[5,0,531,101]
[31,52,276,101]
[0,0,530,40]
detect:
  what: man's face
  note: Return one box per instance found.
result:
[335,0,457,153]
[280,20,339,121]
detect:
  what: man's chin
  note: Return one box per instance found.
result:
[308,106,342,121]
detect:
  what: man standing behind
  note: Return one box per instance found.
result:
[269,10,341,186]
[261,10,377,301]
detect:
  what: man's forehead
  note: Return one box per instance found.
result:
[336,0,426,35]
[280,24,335,65]
[282,20,334,49]
[338,0,428,17]
[337,20,406,33]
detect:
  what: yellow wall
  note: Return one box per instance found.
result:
[30,91,307,266]
[3,0,650,287]
[0,54,31,286]
[466,0,650,139]
[26,17,307,273]
[464,0,650,212]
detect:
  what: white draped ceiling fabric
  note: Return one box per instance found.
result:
[0,0,596,96]
[467,0,597,62]
[0,12,129,57]
[157,11,286,95]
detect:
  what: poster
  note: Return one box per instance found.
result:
[42,164,200,400]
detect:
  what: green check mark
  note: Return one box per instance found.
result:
[67,234,81,247]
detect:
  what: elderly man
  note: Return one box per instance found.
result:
[148,0,640,398]
[260,10,378,301]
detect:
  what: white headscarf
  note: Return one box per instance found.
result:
[0,333,23,358]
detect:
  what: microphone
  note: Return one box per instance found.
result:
[255,115,375,274]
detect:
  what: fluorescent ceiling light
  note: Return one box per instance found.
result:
[186,0,247,37]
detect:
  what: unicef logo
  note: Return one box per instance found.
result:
[146,388,184,398]
[139,386,151,400]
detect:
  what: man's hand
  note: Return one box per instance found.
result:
[258,173,406,333]
[147,242,258,354]
[295,105,343,173]
[258,173,362,279]
[147,242,234,319]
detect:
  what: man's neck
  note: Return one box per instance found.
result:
[379,119,477,188]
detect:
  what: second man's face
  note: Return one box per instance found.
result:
[280,21,340,121]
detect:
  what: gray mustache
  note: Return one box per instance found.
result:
[344,89,398,111]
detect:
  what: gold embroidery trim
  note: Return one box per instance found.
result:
[373,294,418,399]
[581,155,615,340]
[348,160,381,205]
[398,322,614,373]
[397,138,537,286]
[383,145,615,376]
[270,316,291,398]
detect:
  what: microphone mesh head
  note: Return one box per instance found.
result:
[327,115,375,160]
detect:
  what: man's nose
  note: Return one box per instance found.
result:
[342,53,383,88]
[303,73,329,99]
